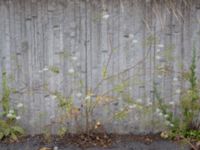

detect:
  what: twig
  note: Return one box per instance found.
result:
[182,137,198,150]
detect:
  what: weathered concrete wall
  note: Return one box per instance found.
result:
[0,0,200,134]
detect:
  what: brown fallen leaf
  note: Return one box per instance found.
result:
[145,137,153,144]
[39,147,52,150]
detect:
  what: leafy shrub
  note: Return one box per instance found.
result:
[180,47,200,130]
[0,70,24,141]
[159,46,200,141]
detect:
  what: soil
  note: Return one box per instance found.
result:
[0,133,191,150]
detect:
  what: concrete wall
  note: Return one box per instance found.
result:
[0,0,200,134]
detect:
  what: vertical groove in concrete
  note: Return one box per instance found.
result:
[0,0,199,134]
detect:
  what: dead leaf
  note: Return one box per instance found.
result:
[39,147,52,150]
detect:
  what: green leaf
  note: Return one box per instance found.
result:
[112,48,117,52]
[58,127,67,137]
[143,34,158,48]
[56,51,70,59]
[122,93,134,104]
[10,133,18,141]
[49,66,60,74]
[163,44,175,61]
[114,109,128,121]
[12,126,25,134]
[1,69,10,114]
[113,83,126,93]
[102,66,107,79]
[0,132,4,140]
[79,80,84,88]
[65,97,73,112]
[4,128,10,136]
[0,120,8,128]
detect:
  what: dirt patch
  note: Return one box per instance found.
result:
[0,133,191,150]
[32,133,163,148]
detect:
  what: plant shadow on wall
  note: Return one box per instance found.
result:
[0,68,24,142]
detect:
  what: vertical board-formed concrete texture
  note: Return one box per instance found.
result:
[0,0,200,134]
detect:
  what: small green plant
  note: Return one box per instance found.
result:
[153,83,177,128]
[1,71,10,115]
[180,46,200,130]
[0,119,24,141]
[43,125,52,143]
[158,46,200,143]
[0,70,24,141]
[49,91,80,135]
[49,66,60,74]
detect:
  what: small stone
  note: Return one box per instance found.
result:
[53,146,58,150]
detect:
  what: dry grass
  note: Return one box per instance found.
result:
[143,0,196,29]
